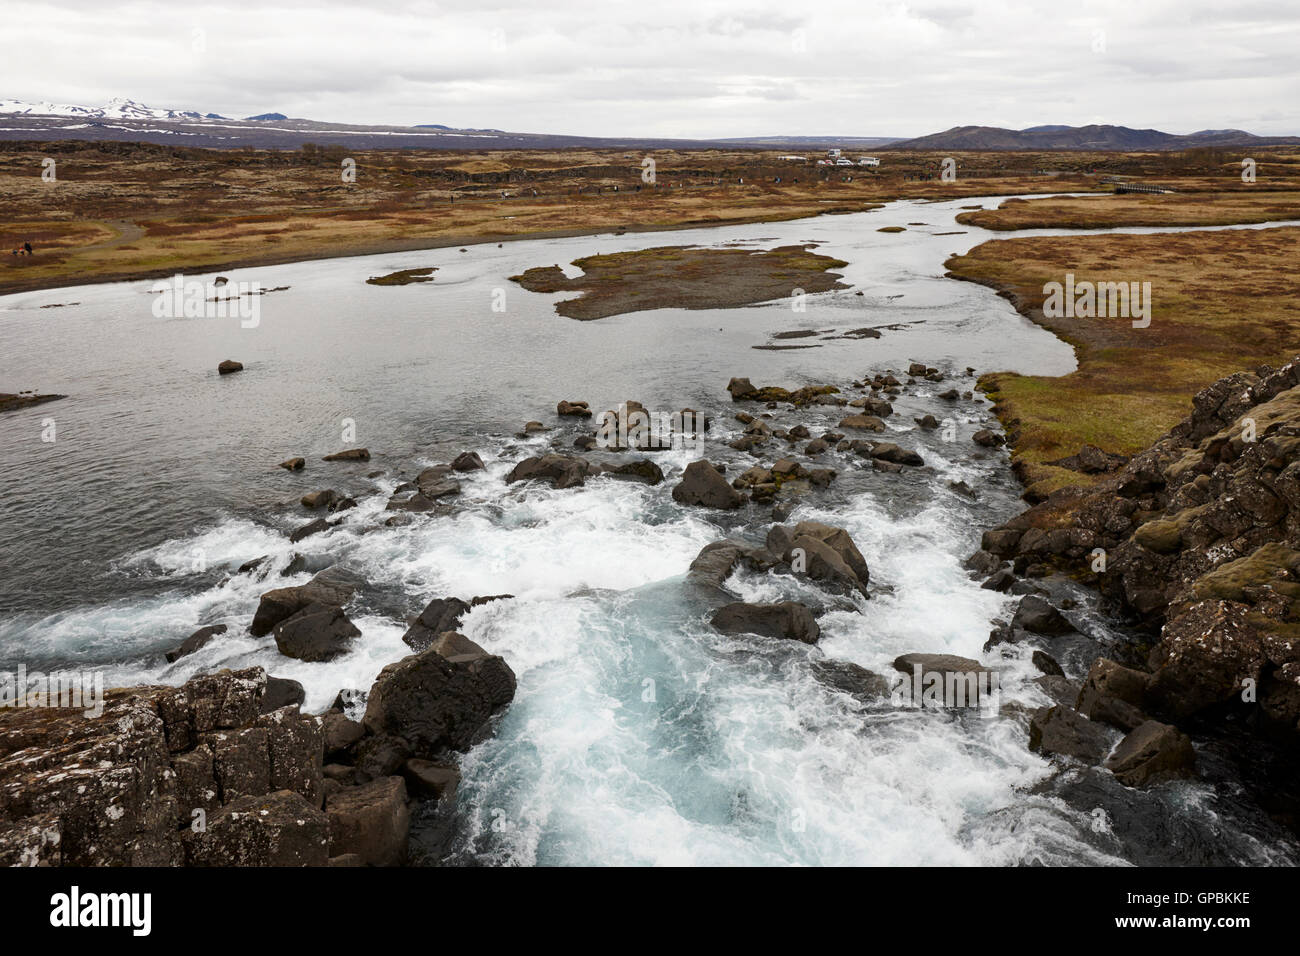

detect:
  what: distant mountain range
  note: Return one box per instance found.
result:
[885,124,1300,150]
[0,99,1295,151]
[0,97,230,121]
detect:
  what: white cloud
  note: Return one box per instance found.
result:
[3,0,1298,136]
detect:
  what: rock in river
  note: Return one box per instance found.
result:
[273,602,361,662]
[711,601,820,644]
[672,459,744,509]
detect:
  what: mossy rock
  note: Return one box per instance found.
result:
[1134,518,1183,555]
[1193,543,1300,603]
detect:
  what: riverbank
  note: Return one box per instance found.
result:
[957,189,1300,230]
[945,225,1300,499]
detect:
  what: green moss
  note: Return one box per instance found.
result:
[1194,543,1300,603]
[1134,518,1183,554]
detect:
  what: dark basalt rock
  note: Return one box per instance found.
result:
[606,459,665,485]
[289,517,330,543]
[300,489,338,509]
[263,676,306,712]
[810,659,890,700]
[326,776,410,867]
[166,623,228,663]
[363,633,517,754]
[184,790,328,866]
[672,459,745,509]
[711,601,820,644]
[451,451,485,471]
[1103,720,1197,787]
[1011,595,1073,635]
[323,448,370,462]
[1028,704,1114,764]
[251,566,364,637]
[506,454,594,489]
[273,603,360,662]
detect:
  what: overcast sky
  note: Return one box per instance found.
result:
[5,0,1299,137]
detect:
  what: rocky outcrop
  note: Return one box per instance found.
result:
[0,668,323,866]
[363,633,517,753]
[250,566,364,637]
[980,357,1300,783]
[672,460,744,509]
[2,616,520,868]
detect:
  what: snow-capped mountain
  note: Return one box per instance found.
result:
[0,97,226,120]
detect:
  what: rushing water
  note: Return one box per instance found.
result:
[2,196,1298,865]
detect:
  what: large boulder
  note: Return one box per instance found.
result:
[1104,720,1197,787]
[183,790,329,866]
[506,454,593,489]
[1011,595,1074,636]
[1075,659,1151,731]
[273,603,360,662]
[766,521,870,593]
[1146,600,1267,719]
[300,489,338,509]
[672,460,744,509]
[401,597,471,651]
[251,566,364,637]
[687,539,758,589]
[839,414,885,432]
[363,634,517,755]
[1028,705,1113,763]
[263,676,306,713]
[325,776,410,867]
[867,442,924,467]
[710,601,820,644]
[606,459,665,485]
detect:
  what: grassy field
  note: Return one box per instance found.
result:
[958,189,1300,230]
[11,140,1289,296]
[947,226,1300,498]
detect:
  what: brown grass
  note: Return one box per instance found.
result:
[947,226,1300,498]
